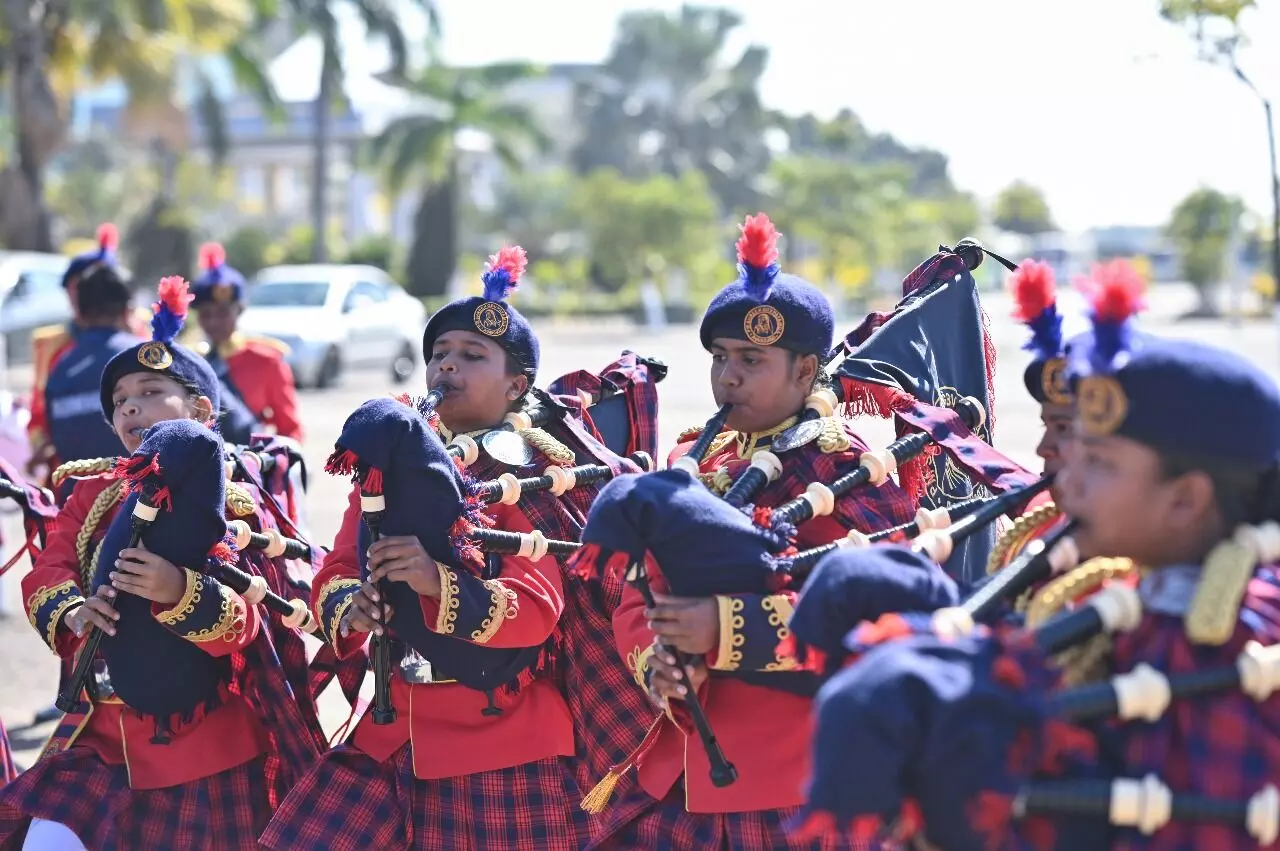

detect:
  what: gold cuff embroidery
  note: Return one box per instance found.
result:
[316,577,362,644]
[185,580,248,644]
[709,595,745,671]
[626,644,656,688]
[436,563,461,634]
[155,568,201,626]
[762,594,800,671]
[471,579,518,644]
[27,581,82,652]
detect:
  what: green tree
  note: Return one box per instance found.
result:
[367,61,550,298]
[569,169,721,298]
[572,4,774,211]
[486,168,579,261]
[277,0,439,262]
[992,181,1056,235]
[1166,187,1245,315]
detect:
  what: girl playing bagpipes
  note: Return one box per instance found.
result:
[262,395,584,850]
[794,281,1280,850]
[570,214,930,851]
[0,278,325,850]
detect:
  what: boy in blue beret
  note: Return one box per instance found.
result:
[797,266,1280,850]
[578,214,915,850]
[2,279,325,850]
[190,242,302,441]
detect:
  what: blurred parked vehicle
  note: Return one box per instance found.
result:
[239,264,425,389]
[0,252,73,365]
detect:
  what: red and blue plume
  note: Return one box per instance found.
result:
[1076,260,1146,371]
[199,242,226,273]
[481,245,528,302]
[96,223,118,257]
[736,213,781,302]
[1009,259,1062,362]
[150,275,193,344]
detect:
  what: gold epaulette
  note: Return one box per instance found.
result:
[1025,557,1139,687]
[676,425,705,444]
[1186,535,1257,647]
[245,333,291,357]
[33,324,69,344]
[816,416,852,454]
[52,457,116,488]
[225,482,256,518]
[987,503,1063,576]
[518,427,576,465]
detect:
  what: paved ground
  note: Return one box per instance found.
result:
[2,283,1278,769]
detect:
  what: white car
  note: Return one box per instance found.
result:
[240,264,426,389]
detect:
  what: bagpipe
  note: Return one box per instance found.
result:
[326,396,593,726]
[547,349,668,462]
[56,420,316,725]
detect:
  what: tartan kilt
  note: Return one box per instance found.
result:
[587,784,891,851]
[0,721,13,786]
[0,747,268,850]
[259,742,585,851]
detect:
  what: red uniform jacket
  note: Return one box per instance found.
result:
[202,334,302,441]
[312,485,574,780]
[613,416,916,814]
[23,475,265,790]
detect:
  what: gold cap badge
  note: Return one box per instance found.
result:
[473,302,510,337]
[743,305,785,346]
[136,342,174,370]
[1077,375,1128,436]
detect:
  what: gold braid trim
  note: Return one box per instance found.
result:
[224,482,256,518]
[1025,557,1138,687]
[27,580,81,651]
[518,428,576,465]
[314,577,362,644]
[676,425,705,443]
[76,480,125,585]
[52,456,116,489]
[816,417,852,454]
[470,579,519,644]
[155,568,202,626]
[987,503,1063,576]
[1185,538,1256,647]
[704,467,734,495]
[626,645,656,688]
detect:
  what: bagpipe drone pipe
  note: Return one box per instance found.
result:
[325,396,585,725]
[57,419,317,723]
[822,239,1038,585]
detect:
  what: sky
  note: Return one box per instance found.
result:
[416,0,1279,233]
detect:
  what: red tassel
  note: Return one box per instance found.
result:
[324,448,358,477]
[894,799,926,840]
[96,223,118,252]
[1077,259,1145,324]
[837,378,916,420]
[787,811,841,842]
[155,276,193,320]
[1009,259,1057,322]
[488,245,528,283]
[992,655,1027,691]
[736,213,780,269]
[362,467,384,496]
[208,538,237,564]
[851,612,913,647]
[968,790,1015,846]
[1038,719,1099,773]
[752,505,774,528]
[148,486,173,512]
[198,242,226,271]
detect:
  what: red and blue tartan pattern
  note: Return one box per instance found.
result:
[470,440,657,809]
[547,352,663,462]
[587,784,888,851]
[0,721,14,787]
[756,425,917,540]
[258,743,585,851]
[0,750,269,850]
[1107,565,1280,851]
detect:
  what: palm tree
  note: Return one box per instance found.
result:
[0,0,276,251]
[367,61,550,298]
[571,4,774,212]
[275,0,438,262]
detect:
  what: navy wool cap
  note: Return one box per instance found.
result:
[100,277,221,420]
[699,214,834,357]
[190,242,247,307]
[422,245,540,380]
[63,223,120,290]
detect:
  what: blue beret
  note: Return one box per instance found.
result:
[101,278,221,419]
[190,243,246,307]
[581,469,789,596]
[63,223,120,290]
[699,214,834,357]
[789,545,959,671]
[422,246,539,379]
